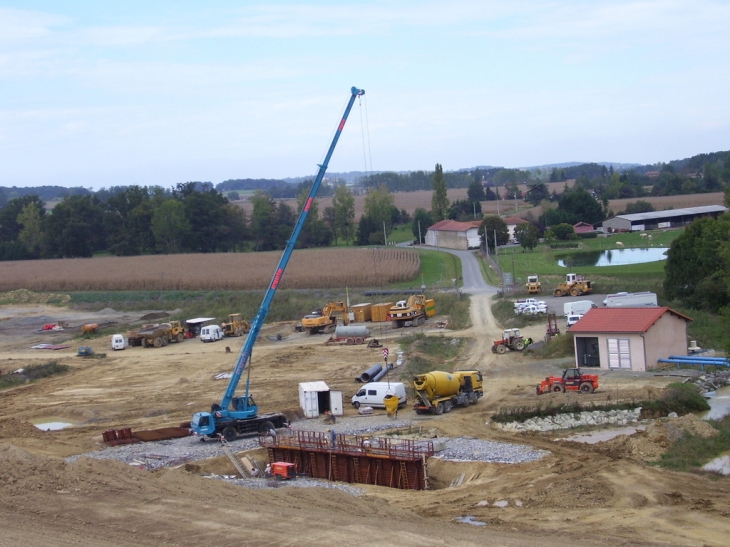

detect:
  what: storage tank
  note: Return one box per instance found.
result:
[351,303,372,322]
[413,371,461,400]
[334,325,370,339]
[371,302,394,322]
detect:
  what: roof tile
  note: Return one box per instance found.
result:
[568,307,692,334]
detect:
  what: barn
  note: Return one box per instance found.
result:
[600,205,727,233]
[425,220,482,250]
[568,307,692,372]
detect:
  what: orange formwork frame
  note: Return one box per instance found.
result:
[259,430,434,490]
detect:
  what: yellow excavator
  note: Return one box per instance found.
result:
[296,301,350,335]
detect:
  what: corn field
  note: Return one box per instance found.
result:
[0,248,421,292]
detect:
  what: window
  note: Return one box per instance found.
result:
[367,390,377,396]
[607,338,631,369]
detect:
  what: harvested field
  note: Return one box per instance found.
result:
[0,247,420,292]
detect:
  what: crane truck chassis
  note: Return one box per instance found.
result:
[190,87,365,441]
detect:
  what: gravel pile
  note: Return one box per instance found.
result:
[66,415,549,491]
[436,436,549,463]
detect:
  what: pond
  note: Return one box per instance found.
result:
[557,247,669,268]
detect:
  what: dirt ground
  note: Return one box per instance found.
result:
[1,295,729,547]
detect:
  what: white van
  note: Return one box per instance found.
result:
[200,325,224,342]
[352,382,407,409]
[111,334,128,351]
[563,300,597,316]
[604,292,658,308]
[566,314,584,328]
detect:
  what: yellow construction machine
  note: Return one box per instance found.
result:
[526,275,541,294]
[553,273,593,297]
[296,301,350,335]
[221,313,251,337]
[387,294,436,328]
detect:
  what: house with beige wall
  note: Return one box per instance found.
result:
[567,307,692,372]
[425,220,482,250]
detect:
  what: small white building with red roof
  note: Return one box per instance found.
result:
[502,216,529,243]
[567,307,692,372]
[425,220,482,250]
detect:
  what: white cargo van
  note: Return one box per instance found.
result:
[352,382,407,409]
[604,292,658,308]
[200,325,224,342]
[111,334,128,351]
[566,314,583,328]
[563,300,597,316]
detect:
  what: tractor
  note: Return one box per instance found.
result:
[491,328,530,354]
[536,368,599,395]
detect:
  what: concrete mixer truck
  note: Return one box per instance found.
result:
[412,370,483,415]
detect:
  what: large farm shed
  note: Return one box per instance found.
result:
[567,307,692,372]
[425,220,482,250]
[601,205,727,233]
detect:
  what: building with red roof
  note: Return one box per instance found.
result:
[572,222,595,234]
[425,219,482,250]
[502,216,529,244]
[567,307,692,372]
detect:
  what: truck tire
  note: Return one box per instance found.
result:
[222,427,237,442]
[491,345,498,353]
[161,336,169,346]
[570,287,580,296]
[552,384,565,393]
[580,382,594,394]
[496,344,507,354]
[355,337,364,345]
[513,339,525,351]
[435,402,444,415]
[258,421,275,434]
[469,392,479,404]
[346,338,355,345]
[176,332,184,343]
[553,289,564,297]
[154,337,163,348]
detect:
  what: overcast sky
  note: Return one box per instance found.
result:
[1,1,728,190]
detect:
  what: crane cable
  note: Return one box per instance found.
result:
[358,93,373,179]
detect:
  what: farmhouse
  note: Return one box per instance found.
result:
[568,307,692,372]
[424,220,482,250]
[503,216,529,243]
[601,205,727,233]
[572,221,595,234]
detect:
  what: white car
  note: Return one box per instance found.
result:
[517,304,547,315]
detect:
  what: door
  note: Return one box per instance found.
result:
[329,391,343,416]
[607,338,632,369]
[302,390,319,418]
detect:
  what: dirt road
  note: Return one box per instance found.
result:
[0,297,728,547]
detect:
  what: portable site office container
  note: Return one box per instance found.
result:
[351,303,372,323]
[298,381,343,418]
[371,303,394,322]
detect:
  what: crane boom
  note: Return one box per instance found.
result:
[191,87,364,440]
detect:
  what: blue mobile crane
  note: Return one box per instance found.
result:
[191,87,365,442]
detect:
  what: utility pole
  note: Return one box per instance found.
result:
[418,220,422,246]
[383,221,387,246]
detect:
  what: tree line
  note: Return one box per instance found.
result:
[0,182,360,260]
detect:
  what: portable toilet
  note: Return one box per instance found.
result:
[298,381,343,418]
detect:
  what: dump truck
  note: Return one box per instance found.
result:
[221,313,251,337]
[536,368,599,395]
[128,321,185,348]
[413,370,483,415]
[526,275,541,294]
[387,295,436,328]
[296,301,350,335]
[553,273,593,297]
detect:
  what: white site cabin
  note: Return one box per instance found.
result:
[298,381,343,418]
